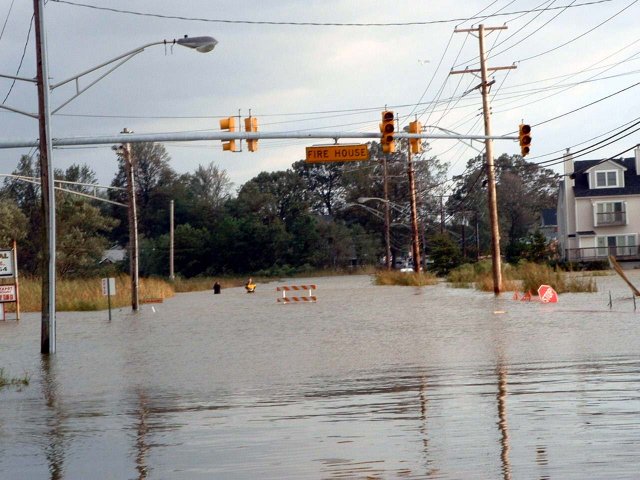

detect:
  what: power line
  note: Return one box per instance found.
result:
[2,14,33,104]
[0,0,16,43]
[518,0,639,62]
[50,0,614,27]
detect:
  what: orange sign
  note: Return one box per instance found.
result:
[306,144,369,163]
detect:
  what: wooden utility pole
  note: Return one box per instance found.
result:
[382,156,391,270]
[407,146,422,272]
[451,24,515,295]
[119,129,139,310]
[169,199,175,280]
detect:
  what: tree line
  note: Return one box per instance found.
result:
[0,139,559,278]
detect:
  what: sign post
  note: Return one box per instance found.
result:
[102,277,116,321]
[0,243,19,321]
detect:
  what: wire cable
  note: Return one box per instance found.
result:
[50,0,615,27]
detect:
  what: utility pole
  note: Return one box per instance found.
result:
[407,144,422,272]
[34,0,56,354]
[169,199,175,280]
[452,24,516,295]
[118,129,139,311]
[382,156,391,270]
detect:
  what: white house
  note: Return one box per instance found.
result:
[557,146,640,262]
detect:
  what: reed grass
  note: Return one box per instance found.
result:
[446,261,597,294]
[9,276,175,312]
[374,270,439,286]
[0,368,30,388]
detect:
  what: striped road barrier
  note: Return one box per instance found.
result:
[276,284,317,304]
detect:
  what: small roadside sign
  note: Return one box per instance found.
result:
[306,144,369,163]
[0,285,16,302]
[102,278,116,296]
[0,249,14,277]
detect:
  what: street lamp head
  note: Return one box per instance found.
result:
[176,35,218,53]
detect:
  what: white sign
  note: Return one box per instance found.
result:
[101,278,116,296]
[0,285,17,302]
[0,249,14,277]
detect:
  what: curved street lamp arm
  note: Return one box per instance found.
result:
[50,41,164,91]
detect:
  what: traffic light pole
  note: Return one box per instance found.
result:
[451,24,516,295]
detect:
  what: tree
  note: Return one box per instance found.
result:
[110,142,177,239]
[56,195,118,277]
[429,233,462,276]
[292,159,346,216]
[448,153,559,257]
[0,197,28,246]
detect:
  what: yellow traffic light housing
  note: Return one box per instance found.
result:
[220,117,238,152]
[409,120,422,154]
[519,124,531,157]
[244,116,258,152]
[379,110,395,154]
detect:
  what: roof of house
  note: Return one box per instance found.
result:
[574,157,640,197]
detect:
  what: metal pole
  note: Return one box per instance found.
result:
[169,199,175,280]
[34,0,56,353]
[121,131,139,311]
[407,145,422,272]
[13,239,20,321]
[382,157,391,270]
[478,24,503,294]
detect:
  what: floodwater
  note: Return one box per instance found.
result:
[2,273,640,479]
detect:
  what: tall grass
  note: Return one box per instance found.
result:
[0,368,30,388]
[446,261,597,293]
[374,270,439,286]
[11,276,175,312]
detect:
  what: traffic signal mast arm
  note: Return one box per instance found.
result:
[0,130,520,149]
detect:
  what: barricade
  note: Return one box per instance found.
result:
[276,284,317,304]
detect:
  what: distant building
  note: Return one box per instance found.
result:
[557,146,640,262]
[540,208,558,242]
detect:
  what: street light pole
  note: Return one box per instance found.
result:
[34,0,56,354]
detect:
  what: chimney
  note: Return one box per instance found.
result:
[564,148,574,183]
[635,145,640,175]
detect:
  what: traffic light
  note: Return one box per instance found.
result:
[244,116,258,152]
[519,123,531,157]
[409,120,422,154]
[379,110,395,154]
[219,117,238,152]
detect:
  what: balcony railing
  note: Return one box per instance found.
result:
[595,211,626,226]
[565,246,640,261]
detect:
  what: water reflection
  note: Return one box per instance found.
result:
[3,274,640,478]
[133,389,150,480]
[41,356,66,480]
[497,364,511,480]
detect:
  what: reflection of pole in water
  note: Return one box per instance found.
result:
[418,374,438,477]
[134,390,150,480]
[497,365,511,480]
[41,356,66,480]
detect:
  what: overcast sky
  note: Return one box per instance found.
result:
[1,0,639,193]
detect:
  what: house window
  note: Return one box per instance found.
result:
[595,170,619,188]
[595,201,626,226]
[596,234,637,257]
